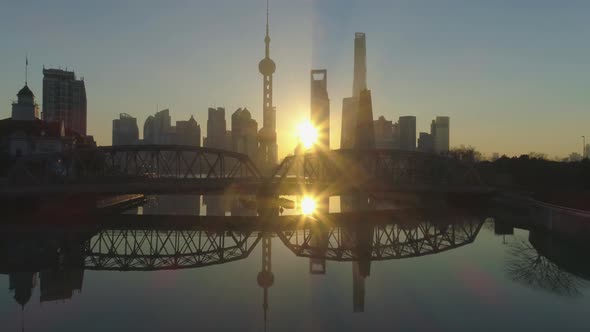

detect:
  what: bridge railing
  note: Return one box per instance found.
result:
[6,145,262,185]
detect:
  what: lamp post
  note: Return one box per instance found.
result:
[583,136,586,159]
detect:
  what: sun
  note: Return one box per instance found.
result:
[297,121,318,150]
[300,196,317,215]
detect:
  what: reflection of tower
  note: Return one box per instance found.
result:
[257,0,278,171]
[9,272,37,309]
[257,233,274,331]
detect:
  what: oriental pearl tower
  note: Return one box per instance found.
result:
[257,0,278,171]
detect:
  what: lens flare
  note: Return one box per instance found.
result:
[297,121,318,149]
[300,196,316,215]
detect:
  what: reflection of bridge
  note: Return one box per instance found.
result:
[1,145,492,197]
[278,217,483,262]
[0,210,484,273]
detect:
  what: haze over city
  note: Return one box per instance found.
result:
[1,0,589,158]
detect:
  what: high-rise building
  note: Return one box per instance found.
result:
[353,33,367,98]
[11,84,39,121]
[205,107,227,149]
[431,116,450,154]
[143,109,174,144]
[398,116,416,151]
[257,1,278,170]
[341,32,368,149]
[373,116,393,149]
[231,108,258,159]
[310,70,330,151]
[417,132,434,153]
[340,97,357,149]
[354,90,375,150]
[112,113,139,146]
[175,115,201,146]
[42,68,87,135]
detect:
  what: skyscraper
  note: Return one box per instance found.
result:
[354,90,375,150]
[42,68,87,135]
[257,1,278,169]
[231,107,258,159]
[431,116,450,154]
[417,132,434,153]
[398,116,416,151]
[112,113,139,146]
[310,70,330,151]
[204,107,227,149]
[175,116,201,147]
[352,33,367,98]
[373,116,394,149]
[341,33,368,149]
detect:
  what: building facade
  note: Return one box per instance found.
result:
[398,116,416,151]
[205,107,227,149]
[354,90,375,150]
[431,116,450,154]
[11,85,39,121]
[231,108,258,159]
[42,68,87,136]
[373,116,393,149]
[417,132,434,153]
[112,113,139,146]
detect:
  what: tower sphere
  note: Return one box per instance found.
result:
[259,58,276,75]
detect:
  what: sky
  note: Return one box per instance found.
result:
[1,0,589,159]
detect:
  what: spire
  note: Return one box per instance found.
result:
[265,0,271,58]
[25,55,28,86]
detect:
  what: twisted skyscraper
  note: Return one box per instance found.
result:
[341,33,368,149]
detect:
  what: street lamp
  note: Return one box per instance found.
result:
[583,136,586,159]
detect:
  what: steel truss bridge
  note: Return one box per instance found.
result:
[0,211,484,272]
[1,146,490,197]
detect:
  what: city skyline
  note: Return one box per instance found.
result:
[1,0,590,159]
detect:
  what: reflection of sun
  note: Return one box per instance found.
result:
[300,196,316,215]
[297,121,318,149]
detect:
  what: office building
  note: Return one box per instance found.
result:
[340,97,357,149]
[354,90,375,150]
[205,107,227,149]
[310,70,330,150]
[231,108,258,159]
[373,116,394,149]
[431,116,450,154]
[42,68,87,135]
[417,132,434,153]
[175,115,201,146]
[398,116,416,151]
[112,113,139,146]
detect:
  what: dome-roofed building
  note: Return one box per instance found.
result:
[12,84,39,121]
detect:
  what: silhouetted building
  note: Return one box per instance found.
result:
[373,116,394,149]
[143,109,173,144]
[417,132,434,153]
[9,272,37,308]
[42,68,87,135]
[431,116,450,154]
[310,70,330,151]
[12,84,40,121]
[398,116,416,151]
[205,107,227,149]
[231,108,258,159]
[341,32,369,150]
[354,90,375,150]
[112,113,139,146]
[353,33,367,98]
[257,5,278,169]
[1,84,77,157]
[341,97,357,149]
[175,115,201,146]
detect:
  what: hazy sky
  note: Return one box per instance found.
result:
[1,0,589,158]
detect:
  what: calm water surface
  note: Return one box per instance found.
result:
[1,194,589,331]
